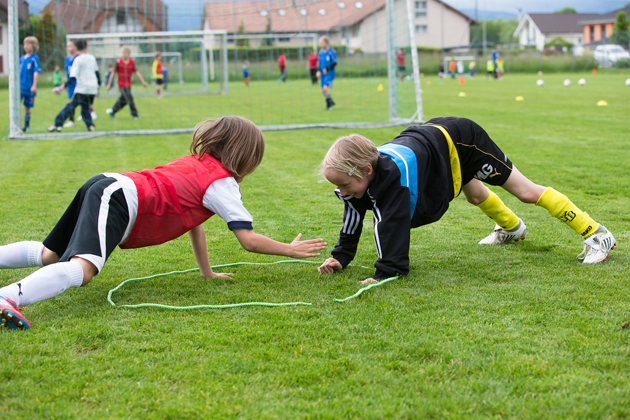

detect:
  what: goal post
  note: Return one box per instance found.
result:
[7,0,424,140]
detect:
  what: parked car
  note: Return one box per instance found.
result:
[593,44,630,66]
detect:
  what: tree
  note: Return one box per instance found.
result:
[554,7,577,13]
[20,11,65,71]
[262,17,274,46]
[611,11,630,47]
[469,19,518,46]
[236,20,249,47]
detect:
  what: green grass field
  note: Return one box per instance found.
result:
[2,72,630,418]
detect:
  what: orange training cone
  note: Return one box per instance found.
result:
[459,74,465,85]
[592,68,597,75]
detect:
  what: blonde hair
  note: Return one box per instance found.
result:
[121,46,131,54]
[321,134,379,181]
[319,36,330,47]
[190,116,265,180]
[23,36,39,52]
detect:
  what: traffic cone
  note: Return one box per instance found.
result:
[592,68,597,75]
[459,74,465,85]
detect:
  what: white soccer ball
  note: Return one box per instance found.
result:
[578,78,586,86]
[626,78,630,86]
[52,86,62,95]
[563,79,572,87]
[536,79,544,87]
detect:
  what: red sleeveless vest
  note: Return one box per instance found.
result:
[119,154,232,249]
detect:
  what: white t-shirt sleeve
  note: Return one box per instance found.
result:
[203,177,253,230]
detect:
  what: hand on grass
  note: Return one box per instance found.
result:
[359,278,378,285]
[318,258,342,275]
[289,233,327,258]
[202,270,233,279]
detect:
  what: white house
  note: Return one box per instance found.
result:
[0,0,29,75]
[513,13,597,52]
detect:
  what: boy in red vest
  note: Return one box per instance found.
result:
[0,116,326,330]
[277,52,287,83]
[106,46,148,120]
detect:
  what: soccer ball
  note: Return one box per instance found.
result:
[578,78,586,86]
[626,78,630,86]
[536,79,544,87]
[563,79,572,87]
[52,86,63,95]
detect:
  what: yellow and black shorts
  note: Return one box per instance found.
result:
[426,117,513,187]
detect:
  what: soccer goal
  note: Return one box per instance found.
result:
[7,0,422,140]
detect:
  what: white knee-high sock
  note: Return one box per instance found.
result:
[0,261,84,307]
[0,241,44,269]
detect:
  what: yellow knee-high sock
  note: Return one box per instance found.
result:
[535,187,599,237]
[477,190,520,231]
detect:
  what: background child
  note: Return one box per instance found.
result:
[318,117,615,284]
[152,51,164,97]
[19,36,41,133]
[468,60,475,78]
[308,50,318,85]
[242,61,250,86]
[1,116,326,330]
[277,52,287,83]
[106,46,148,120]
[48,40,99,132]
[52,66,62,88]
[317,37,337,111]
[396,48,406,83]
[61,40,79,128]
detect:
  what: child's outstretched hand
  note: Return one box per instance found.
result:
[202,270,233,279]
[289,233,327,258]
[318,258,342,275]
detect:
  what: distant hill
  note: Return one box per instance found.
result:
[460,8,518,21]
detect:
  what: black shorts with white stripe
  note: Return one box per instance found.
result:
[43,174,130,272]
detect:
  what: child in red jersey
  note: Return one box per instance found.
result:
[106,46,148,120]
[308,50,318,85]
[0,116,326,330]
[277,52,287,83]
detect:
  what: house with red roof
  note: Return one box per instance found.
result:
[203,0,476,53]
[41,0,167,35]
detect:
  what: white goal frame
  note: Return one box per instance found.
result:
[6,0,423,140]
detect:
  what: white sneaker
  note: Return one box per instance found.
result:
[91,111,98,120]
[106,108,114,119]
[63,120,75,128]
[478,219,527,245]
[77,115,82,121]
[578,229,616,264]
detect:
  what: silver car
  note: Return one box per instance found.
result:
[593,44,630,67]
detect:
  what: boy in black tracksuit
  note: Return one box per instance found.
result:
[318,117,615,283]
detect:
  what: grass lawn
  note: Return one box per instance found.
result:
[1,72,630,418]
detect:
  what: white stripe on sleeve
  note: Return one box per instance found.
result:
[203,177,253,225]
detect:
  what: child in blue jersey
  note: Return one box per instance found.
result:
[56,40,79,128]
[317,36,337,111]
[19,36,41,133]
[242,61,250,86]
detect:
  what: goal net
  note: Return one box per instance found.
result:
[7,0,423,140]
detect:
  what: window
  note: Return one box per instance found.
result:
[415,25,427,34]
[601,24,606,39]
[415,1,427,18]
[116,11,126,25]
[0,26,3,45]
[590,25,595,41]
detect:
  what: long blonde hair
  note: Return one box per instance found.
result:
[321,134,379,181]
[190,116,265,180]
